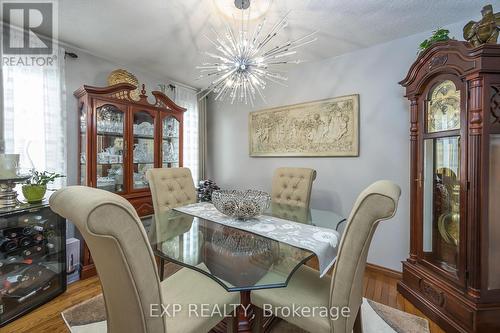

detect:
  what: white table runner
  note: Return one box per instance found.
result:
[174,202,340,277]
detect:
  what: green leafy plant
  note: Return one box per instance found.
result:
[25,170,65,186]
[419,28,451,54]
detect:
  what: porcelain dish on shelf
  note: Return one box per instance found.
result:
[133,143,152,162]
[135,122,154,136]
[97,177,116,186]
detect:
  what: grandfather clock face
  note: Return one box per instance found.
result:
[427,80,461,133]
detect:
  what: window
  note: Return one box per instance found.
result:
[174,85,199,185]
[1,48,66,185]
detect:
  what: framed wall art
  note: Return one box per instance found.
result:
[249,94,359,157]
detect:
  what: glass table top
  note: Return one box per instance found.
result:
[149,203,346,292]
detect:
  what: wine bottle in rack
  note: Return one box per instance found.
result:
[44,230,56,240]
[32,233,44,243]
[0,236,18,252]
[21,245,44,259]
[19,236,32,247]
[3,227,24,239]
[22,248,32,257]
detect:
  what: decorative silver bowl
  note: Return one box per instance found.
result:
[212,189,271,219]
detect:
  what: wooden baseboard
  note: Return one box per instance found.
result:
[305,258,402,280]
[365,263,402,280]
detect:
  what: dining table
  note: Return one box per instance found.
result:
[148,202,346,333]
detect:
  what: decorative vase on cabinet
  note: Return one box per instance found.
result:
[74,83,186,279]
[398,40,500,332]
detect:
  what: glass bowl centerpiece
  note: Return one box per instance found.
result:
[212,189,271,219]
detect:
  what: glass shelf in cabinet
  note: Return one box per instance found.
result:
[134,134,155,140]
[97,131,124,137]
[96,185,124,193]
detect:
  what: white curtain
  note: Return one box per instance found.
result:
[198,95,208,181]
[1,28,67,186]
[174,85,200,185]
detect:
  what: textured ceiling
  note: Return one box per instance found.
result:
[58,0,481,88]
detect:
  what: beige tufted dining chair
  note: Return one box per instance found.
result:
[147,168,197,220]
[146,168,198,279]
[50,186,238,333]
[271,167,317,209]
[252,180,401,333]
[146,168,197,240]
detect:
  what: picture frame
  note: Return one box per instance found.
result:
[249,94,359,157]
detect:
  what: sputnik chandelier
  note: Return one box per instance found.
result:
[197,0,317,105]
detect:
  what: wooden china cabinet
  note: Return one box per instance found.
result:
[398,40,500,332]
[74,83,186,278]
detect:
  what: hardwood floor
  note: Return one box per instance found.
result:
[2,266,446,333]
[2,276,102,333]
[363,265,445,333]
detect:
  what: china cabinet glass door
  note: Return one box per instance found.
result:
[421,79,463,279]
[162,116,180,168]
[132,110,156,190]
[95,103,126,193]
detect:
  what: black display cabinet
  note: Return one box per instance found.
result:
[0,200,66,327]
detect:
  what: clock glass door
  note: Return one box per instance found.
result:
[422,79,462,279]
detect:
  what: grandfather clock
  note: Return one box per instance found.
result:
[398,40,500,332]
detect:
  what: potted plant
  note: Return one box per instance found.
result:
[22,170,65,203]
[418,28,452,54]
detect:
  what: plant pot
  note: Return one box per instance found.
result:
[22,185,47,203]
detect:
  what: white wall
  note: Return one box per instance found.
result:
[206,20,472,272]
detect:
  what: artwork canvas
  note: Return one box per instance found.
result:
[249,95,359,156]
